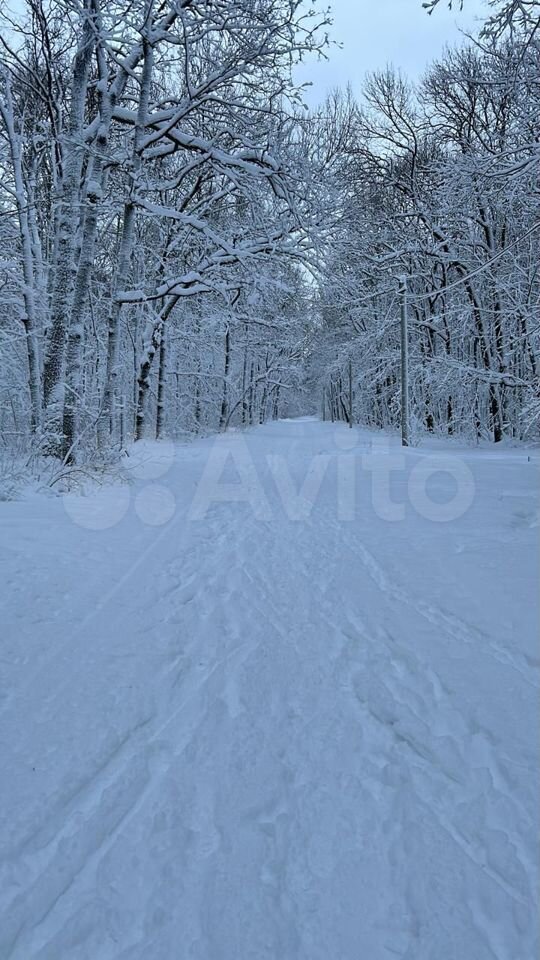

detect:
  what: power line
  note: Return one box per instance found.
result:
[329,220,540,312]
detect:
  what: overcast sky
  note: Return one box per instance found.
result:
[296,0,488,104]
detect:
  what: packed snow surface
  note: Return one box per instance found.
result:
[1,418,538,960]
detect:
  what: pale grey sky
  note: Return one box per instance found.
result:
[296,0,488,104]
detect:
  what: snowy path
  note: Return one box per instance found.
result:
[1,419,538,959]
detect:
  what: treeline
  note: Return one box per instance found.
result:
[309,5,539,441]
[0,0,538,470]
[0,0,325,463]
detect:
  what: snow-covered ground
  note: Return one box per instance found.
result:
[1,418,538,960]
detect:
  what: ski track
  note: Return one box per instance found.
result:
[0,419,538,960]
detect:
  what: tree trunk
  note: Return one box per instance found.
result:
[42,0,97,451]
[98,30,154,450]
[219,324,231,430]
[156,331,167,439]
[0,79,42,433]
[248,361,256,425]
[135,295,177,440]
[241,326,249,425]
[63,10,113,460]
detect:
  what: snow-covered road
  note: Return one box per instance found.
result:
[1,418,538,959]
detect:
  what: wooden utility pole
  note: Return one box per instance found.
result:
[348,359,353,428]
[399,276,410,447]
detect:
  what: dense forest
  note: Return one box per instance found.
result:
[0,0,538,474]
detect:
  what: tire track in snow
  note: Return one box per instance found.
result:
[334,615,536,959]
[0,511,265,959]
[1,501,243,861]
[1,636,257,959]
[334,514,539,690]
[3,422,537,959]
[242,499,537,955]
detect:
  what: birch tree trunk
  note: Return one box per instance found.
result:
[0,77,42,432]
